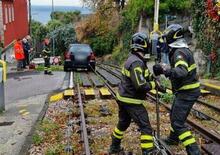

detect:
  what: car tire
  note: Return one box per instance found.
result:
[89,65,95,71]
[64,66,70,72]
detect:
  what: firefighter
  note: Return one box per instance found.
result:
[109,32,166,155]
[42,39,53,75]
[153,24,201,155]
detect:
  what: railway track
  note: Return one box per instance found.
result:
[97,63,220,154]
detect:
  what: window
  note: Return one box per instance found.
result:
[11,5,14,21]
[4,5,8,24]
[8,5,11,23]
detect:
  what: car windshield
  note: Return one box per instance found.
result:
[70,45,91,53]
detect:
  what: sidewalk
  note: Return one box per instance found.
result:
[0,95,48,155]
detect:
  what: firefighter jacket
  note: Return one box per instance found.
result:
[117,53,156,104]
[167,47,200,92]
[14,42,25,60]
[42,45,51,59]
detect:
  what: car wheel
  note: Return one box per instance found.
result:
[64,66,70,72]
[89,65,95,71]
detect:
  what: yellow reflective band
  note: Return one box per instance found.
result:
[141,135,153,141]
[134,67,146,86]
[183,138,196,147]
[175,60,189,68]
[188,64,196,72]
[170,127,174,132]
[113,132,123,139]
[150,81,156,90]
[116,93,144,104]
[179,82,200,90]
[145,69,149,77]
[141,143,154,149]
[179,131,192,140]
[114,127,123,135]
[122,67,131,77]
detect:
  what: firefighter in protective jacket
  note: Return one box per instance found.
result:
[153,24,201,155]
[42,39,53,75]
[109,32,166,155]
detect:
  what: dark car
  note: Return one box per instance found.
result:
[64,44,96,72]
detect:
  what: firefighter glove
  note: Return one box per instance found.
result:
[153,64,164,76]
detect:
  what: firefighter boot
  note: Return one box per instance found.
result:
[186,143,201,155]
[163,131,179,145]
[109,136,123,154]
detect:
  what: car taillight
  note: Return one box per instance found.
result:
[65,52,70,59]
[90,52,95,60]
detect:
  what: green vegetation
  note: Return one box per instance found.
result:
[31,11,79,56]
[192,0,220,77]
[78,0,191,64]
[39,119,59,134]
[160,93,174,103]
[32,133,44,145]
[45,144,64,155]
[35,65,63,72]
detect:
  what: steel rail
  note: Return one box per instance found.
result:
[197,98,220,113]
[146,93,220,144]
[76,83,91,155]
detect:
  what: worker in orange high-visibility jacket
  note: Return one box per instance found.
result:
[14,38,25,71]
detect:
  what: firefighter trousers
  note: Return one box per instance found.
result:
[170,90,200,149]
[44,58,51,73]
[112,101,154,150]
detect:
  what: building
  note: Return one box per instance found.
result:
[0,0,29,62]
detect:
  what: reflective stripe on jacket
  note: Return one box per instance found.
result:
[169,48,200,92]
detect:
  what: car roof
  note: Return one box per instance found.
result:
[69,44,90,47]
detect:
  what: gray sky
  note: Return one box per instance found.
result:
[31,0,82,6]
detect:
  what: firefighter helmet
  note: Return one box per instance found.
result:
[131,32,150,54]
[163,24,184,45]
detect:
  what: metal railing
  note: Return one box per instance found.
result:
[0,60,6,111]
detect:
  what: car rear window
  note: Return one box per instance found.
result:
[69,45,91,53]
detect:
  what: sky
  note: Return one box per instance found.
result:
[31,0,82,6]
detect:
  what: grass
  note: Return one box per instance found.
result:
[35,65,64,72]
[38,119,59,134]
[45,143,64,155]
[32,133,43,145]
[160,93,174,103]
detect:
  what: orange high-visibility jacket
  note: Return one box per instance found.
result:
[14,42,25,60]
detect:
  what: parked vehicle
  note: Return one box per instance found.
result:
[64,44,96,72]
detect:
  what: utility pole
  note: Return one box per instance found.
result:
[153,0,160,32]
[52,0,55,56]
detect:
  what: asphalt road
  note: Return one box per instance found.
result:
[5,71,66,104]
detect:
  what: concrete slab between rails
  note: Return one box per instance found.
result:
[200,79,220,96]
[84,88,95,100]
[63,89,74,99]
[49,92,64,102]
[99,87,112,99]
[0,94,48,155]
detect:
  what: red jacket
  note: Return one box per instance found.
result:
[14,42,25,60]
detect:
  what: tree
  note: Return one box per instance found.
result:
[51,11,81,24]
[47,24,77,56]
